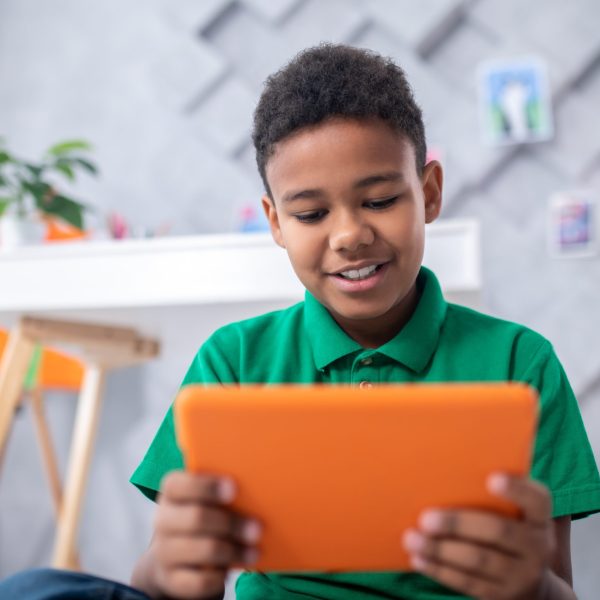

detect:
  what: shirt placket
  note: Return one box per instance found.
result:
[351,352,379,389]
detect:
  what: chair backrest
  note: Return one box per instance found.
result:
[0,329,83,391]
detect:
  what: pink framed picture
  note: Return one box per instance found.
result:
[548,191,598,258]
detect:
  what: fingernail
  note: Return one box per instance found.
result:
[402,529,425,552]
[488,473,508,494]
[243,548,259,565]
[242,520,262,543]
[218,478,236,503]
[419,511,443,532]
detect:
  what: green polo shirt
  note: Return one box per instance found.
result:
[131,266,600,600]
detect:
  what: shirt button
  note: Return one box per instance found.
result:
[360,357,373,366]
[359,380,373,390]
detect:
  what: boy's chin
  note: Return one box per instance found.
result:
[325,300,397,323]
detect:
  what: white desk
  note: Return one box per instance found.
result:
[0,220,481,323]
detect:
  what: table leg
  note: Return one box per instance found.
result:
[52,364,105,570]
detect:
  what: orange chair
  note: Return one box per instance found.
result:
[0,329,85,566]
[0,318,159,570]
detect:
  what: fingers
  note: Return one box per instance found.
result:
[161,471,236,505]
[407,555,505,600]
[152,470,262,598]
[155,535,258,569]
[412,476,552,557]
[404,529,514,582]
[401,477,556,599]
[155,502,262,545]
[416,508,531,556]
[488,474,553,525]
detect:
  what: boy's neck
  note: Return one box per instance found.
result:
[331,283,420,349]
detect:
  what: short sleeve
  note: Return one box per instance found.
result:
[129,330,238,502]
[521,340,600,519]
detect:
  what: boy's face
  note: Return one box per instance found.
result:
[262,117,442,337]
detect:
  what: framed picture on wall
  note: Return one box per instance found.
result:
[477,56,554,146]
[547,191,598,258]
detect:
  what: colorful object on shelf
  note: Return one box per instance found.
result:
[238,204,269,233]
[107,212,129,240]
[45,218,87,242]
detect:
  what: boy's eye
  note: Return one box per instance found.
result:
[294,210,327,223]
[364,196,399,210]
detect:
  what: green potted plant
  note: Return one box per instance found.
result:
[0,138,98,249]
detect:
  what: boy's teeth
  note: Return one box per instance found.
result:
[340,264,378,280]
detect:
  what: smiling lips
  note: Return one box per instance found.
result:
[329,262,390,292]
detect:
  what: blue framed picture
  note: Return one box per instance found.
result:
[478,57,554,146]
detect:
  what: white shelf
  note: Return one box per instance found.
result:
[0,219,481,314]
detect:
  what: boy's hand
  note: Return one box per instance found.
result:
[148,471,261,599]
[403,474,556,600]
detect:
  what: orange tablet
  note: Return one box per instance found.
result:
[174,383,538,572]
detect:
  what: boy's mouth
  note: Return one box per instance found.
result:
[334,263,386,281]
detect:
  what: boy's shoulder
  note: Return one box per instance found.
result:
[445,301,552,357]
[207,300,306,349]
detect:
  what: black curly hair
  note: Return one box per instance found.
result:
[252,43,427,199]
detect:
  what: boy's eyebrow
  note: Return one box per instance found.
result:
[282,171,404,203]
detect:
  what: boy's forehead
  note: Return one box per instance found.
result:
[265,118,417,196]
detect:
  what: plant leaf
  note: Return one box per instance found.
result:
[39,194,84,229]
[71,157,98,175]
[23,181,51,206]
[24,163,44,178]
[0,198,12,217]
[46,140,92,156]
[0,150,12,164]
[55,161,75,181]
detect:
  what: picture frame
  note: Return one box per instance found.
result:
[478,56,554,146]
[547,191,598,258]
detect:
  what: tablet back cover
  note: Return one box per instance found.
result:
[175,383,538,572]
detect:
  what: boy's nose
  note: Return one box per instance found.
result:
[329,215,375,252]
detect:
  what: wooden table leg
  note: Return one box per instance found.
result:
[30,388,63,513]
[52,364,105,570]
[30,387,82,570]
[0,327,35,470]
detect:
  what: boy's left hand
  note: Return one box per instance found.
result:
[402,474,556,600]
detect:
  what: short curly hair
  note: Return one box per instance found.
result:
[253,43,427,198]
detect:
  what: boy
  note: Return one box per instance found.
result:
[129,44,600,600]
[2,43,598,600]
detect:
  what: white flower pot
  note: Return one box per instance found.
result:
[0,212,46,250]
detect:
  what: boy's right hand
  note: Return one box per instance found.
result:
[148,471,261,599]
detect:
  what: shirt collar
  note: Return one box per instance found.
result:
[304,266,447,373]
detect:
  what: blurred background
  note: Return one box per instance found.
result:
[0,0,599,598]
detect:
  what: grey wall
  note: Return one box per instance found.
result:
[1,0,599,598]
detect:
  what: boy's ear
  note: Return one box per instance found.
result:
[261,195,286,249]
[421,160,443,224]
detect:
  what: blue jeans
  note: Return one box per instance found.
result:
[0,568,150,599]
